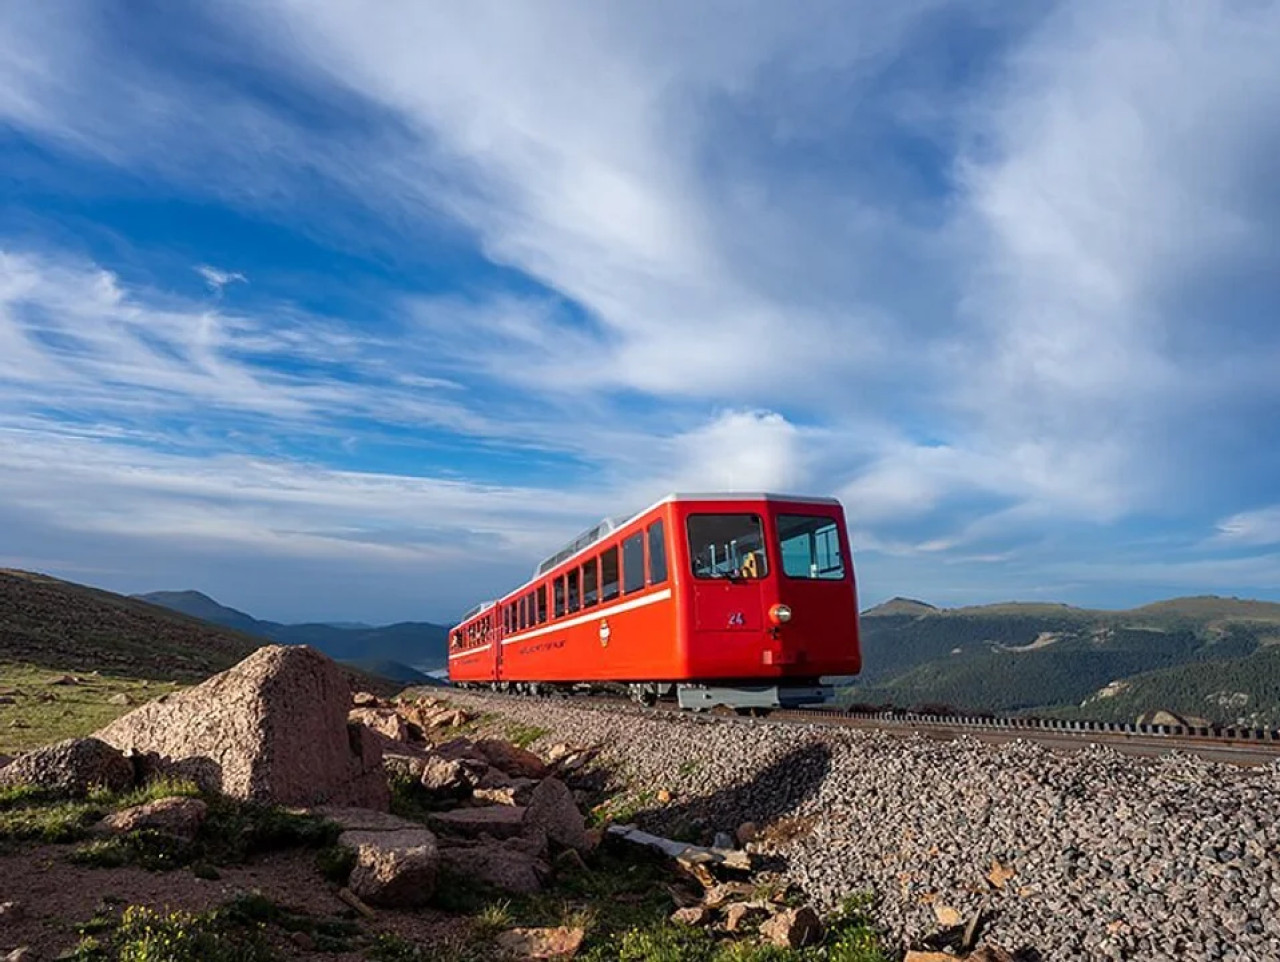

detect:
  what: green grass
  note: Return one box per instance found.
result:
[424,839,892,962]
[0,662,183,754]
[1,773,340,879]
[66,892,362,960]
[502,721,550,750]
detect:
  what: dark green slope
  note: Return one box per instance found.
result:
[848,595,1280,724]
[1,570,262,680]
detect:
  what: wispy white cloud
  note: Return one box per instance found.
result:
[0,1,1279,614]
[196,265,246,296]
[1214,507,1280,548]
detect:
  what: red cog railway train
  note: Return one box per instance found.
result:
[448,493,861,710]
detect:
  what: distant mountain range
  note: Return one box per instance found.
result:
[851,595,1280,726]
[133,590,451,682]
[0,570,395,695]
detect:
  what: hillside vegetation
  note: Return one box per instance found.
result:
[849,595,1280,725]
[0,570,396,753]
[1,570,261,680]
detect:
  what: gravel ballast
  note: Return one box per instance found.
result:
[448,691,1280,961]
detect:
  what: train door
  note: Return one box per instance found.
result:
[685,512,767,674]
[493,608,504,684]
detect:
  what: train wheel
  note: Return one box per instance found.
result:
[628,684,658,708]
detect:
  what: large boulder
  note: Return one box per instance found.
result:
[0,737,133,796]
[95,646,387,809]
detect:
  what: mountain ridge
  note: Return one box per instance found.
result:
[133,589,450,673]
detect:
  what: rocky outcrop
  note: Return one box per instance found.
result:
[0,737,133,796]
[95,645,387,809]
[97,796,209,840]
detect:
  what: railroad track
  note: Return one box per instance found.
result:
[766,707,1280,766]
[456,687,1280,767]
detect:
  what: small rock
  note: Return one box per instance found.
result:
[554,848,588,874]
[722,901,767,932]
[339,827,439,907]
[419,755,485,794]
[349,707,410,742]
[703,882,756,908]
[106,693,132,706]
[4,947,33,962]
[432,805,528,839]
[968,947,1017,962]
[474,777,538,806]
[98,796,208,840]
[0,737,133,796]
[735,821,759,846]
[934,903,963,927]
[494,925,585,959]
[671,906,711,926]
[474,739,549,778]
[290,930,316,951]
[987,860,1015,890]
[524,777,589,853]
[50,674,79,686]
[713,831,735,850]
[904,953,956,962]
[759,906,823,949]
[352,691,380,707]
[440,838,549,894]
[0,900,23,923]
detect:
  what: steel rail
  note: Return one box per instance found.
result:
[451,687,1280,767]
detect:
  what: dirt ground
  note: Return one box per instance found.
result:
[0,842,466,959]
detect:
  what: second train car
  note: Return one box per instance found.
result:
[447,492,861,710]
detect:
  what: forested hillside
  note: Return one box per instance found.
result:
[848,596,1280,725]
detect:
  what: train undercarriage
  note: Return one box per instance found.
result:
[456,678,834,713]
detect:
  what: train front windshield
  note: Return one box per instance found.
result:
[775,514,846,580]
[688,513,767,578]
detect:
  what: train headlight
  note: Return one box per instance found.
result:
[768,604,793,625]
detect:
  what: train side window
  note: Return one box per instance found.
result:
[623,532,645,594]
[553,577,566,618]
[648,520,668,585]
[600,547,620,601]
[567,568,580,613]
[582,558,599,607]
[509,604,516,631]
[537,585,548,623]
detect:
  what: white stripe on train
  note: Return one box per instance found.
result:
[500,587,673,646]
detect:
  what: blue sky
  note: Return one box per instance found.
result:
[2,1,1280,624]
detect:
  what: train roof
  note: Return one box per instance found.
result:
[452,491,845,627]
[532,491,841,578]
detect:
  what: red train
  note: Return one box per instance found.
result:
[447,493,861,710]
